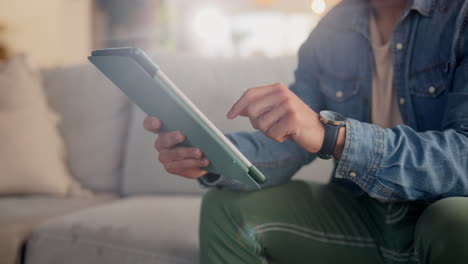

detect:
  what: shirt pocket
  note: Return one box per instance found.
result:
[316,70,361,117]
[408,63,449,130]
[409,63,448,98]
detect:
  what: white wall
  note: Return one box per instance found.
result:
[0,0,91,66]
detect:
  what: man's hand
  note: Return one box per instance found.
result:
[143,117,209,179]
[227,83,326,153]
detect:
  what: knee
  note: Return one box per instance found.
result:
[200,181,302,226]
[415,197,468,263]
[201,181,305,217]
[200,189,241,223]
[200,181,309,225]
[416,197,468,238]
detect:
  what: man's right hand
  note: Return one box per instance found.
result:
[143,116,209,179]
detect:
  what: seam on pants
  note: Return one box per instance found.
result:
[250,222,419,263]
[253,222,375,242]
[254,227,376,248]
[380,248,419,263]
[386,204,410,224]
[381,248,419,263]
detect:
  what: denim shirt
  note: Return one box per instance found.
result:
[200,0,468,202]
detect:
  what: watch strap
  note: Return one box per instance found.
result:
[318,123,341,159]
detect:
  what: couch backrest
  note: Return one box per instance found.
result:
[41,64,131,193]
[122,52,333,196]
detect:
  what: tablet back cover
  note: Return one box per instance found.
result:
[88,55,261,189]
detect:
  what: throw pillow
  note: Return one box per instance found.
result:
[0,54,92,197]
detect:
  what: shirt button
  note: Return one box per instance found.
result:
[428,86,436,94]
[399,97,406,105]
[349,171,357,177]
[396,43,404,50]
[336,90,344,99]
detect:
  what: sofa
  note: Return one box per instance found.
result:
[0,51,333,264]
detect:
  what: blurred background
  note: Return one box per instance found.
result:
[0,3,341,261]
[0,0,340,67]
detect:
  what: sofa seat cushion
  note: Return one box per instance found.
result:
[0,196,113,264]
[25,196,202,264]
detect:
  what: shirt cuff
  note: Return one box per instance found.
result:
[334,118,385,193]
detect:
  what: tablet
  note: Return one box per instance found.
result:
[88,48,266,190]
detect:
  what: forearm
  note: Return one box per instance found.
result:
[199,131,316,191]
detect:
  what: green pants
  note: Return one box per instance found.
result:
[200,181,468,264]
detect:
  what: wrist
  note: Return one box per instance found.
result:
[317,110,346,159]
[316,121,326,152]
[333,127,346,160]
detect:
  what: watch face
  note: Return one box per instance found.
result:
[320,110,346,125]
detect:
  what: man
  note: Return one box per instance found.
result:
[143,0,468,263]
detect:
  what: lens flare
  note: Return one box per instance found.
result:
[311,0,326,15]
[193,7,229,41]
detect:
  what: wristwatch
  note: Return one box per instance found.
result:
[317,110,346,159]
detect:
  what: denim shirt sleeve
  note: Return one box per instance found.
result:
[199,132,317,191]
[199,32,325,191]
[335,56,468,201]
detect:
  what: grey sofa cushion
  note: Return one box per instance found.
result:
[0,196,112,264]
[41,64,131,193]
[25,196,201,264]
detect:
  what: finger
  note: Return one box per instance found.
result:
[178,169,209,179]
[159,147,203,163]
[143,116,162,133]
[165,158,210,174]
[227,83,284,119]
[252,99,289,131]
[265,117,294,143]
[243,91,287,119]
[154,131,185,150]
